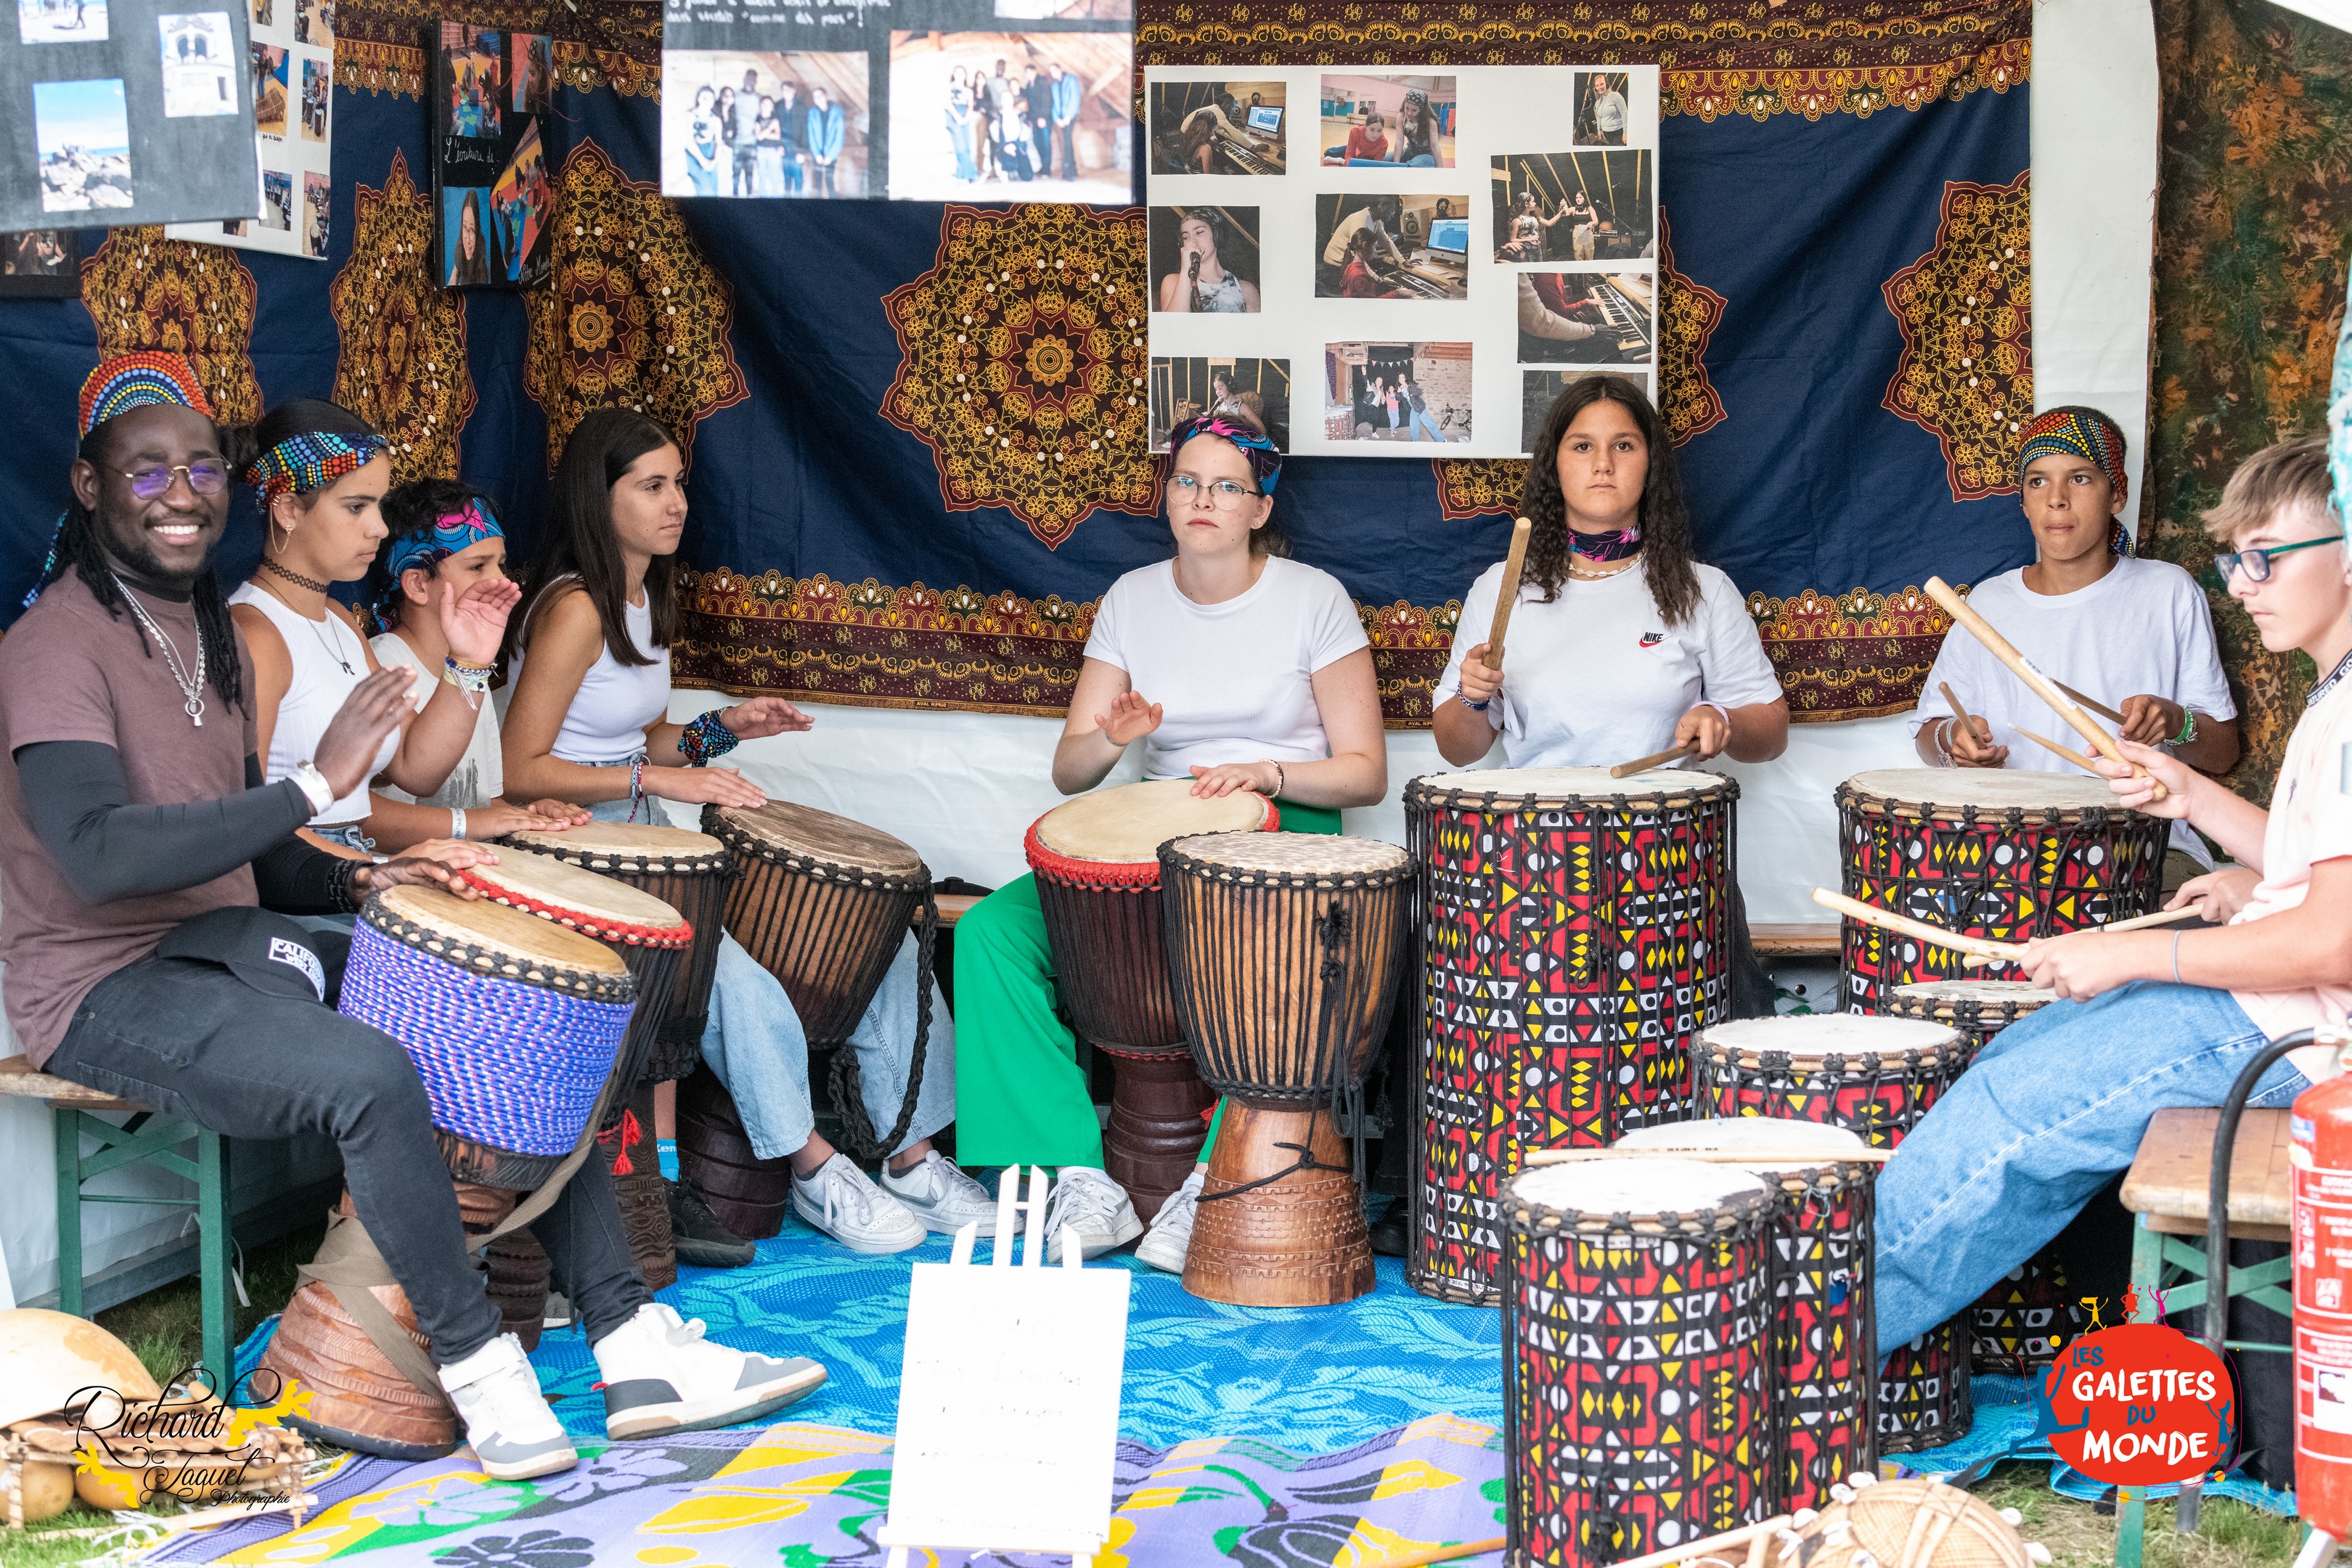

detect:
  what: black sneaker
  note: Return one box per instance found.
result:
[1368,1206,1410,1259]
[668,1179,756,1269]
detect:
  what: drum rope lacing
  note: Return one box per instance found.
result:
[825,890,940,1163]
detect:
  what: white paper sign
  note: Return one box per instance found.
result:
[882,1259,1130,1558]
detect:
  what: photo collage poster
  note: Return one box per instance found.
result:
[160,0,325,256]
[1142,65,1659,459]
[430,23,552,290]
[659,0,1130,203]
[1,0,257,234]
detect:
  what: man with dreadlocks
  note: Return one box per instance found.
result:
[0,354,828,1482]
[1911,403,2241,891]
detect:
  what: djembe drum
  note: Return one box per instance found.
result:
[1405,767,1739,1305]
[1837,769,2165,1009]
[1885,979,2078,1380]
[1025,778,1277,1219]
[1694,1013,1977,1453]
[1617,1117,1879,1511]
[1503,1159,1779,1564]
[1159,832,1409,1307]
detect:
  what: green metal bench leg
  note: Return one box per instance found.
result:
[55,1107,83,1320]
[199,1130,231,1387]
[2118,1487,2147,1568]
[2115,1217,2167,1568]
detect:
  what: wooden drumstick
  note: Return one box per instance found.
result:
[1524,1146,1894,1167]
[1610,740,1699,778]
[1481,516,1534,669]
[2013,727,2098,773]
[2054,679,2128,726]
[2098,905,2206,934]
[1347,1537,1508,1568]
[1600,1516,1798,1568]
[1937,682,1979,751]
[1810,886,2025,965]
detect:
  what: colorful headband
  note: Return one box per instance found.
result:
[78,352,211,438]
[246,430,390,509]
[1168,413,1282,494]
[380,499,502,606]
[2018,406,2127,490]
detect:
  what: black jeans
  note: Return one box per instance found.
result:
[49,955,651,1365]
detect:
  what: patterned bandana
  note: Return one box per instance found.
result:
[1567,526,1643,563]
[78,352,212,438]
[1167,413,1282,494]
[380,499,502,612]
[246,429,391,509]
[2018,405,2133,557]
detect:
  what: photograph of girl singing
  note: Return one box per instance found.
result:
[1150,205,1262,314]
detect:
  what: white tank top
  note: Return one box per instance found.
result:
[513,575,672,763]
[230,581,400,825]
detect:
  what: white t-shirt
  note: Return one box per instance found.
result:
[1433,559,1783,767]
[371,632,504,811]
[2229,674,2352,1083]
[1594,89,1628,133]
[1911,558,2237,865]
[1082,556,1370,780]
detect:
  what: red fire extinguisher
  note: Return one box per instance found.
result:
[2287,1026,2352,1567]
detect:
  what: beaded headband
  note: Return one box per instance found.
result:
[1168,412,1282,494]
[77,352,213,438]
[246,430,391,509]
[2018,405,2131,556]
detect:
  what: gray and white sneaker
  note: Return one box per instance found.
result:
[1045,1167,1143,1262]
[439,1332,579,1481]
[879,1151,998,1236]
[1134,1167,1205,1274]
[791,1152,926,1254]
[594,1302,828,1440]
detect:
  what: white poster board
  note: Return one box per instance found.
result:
[1143,64,1659,458]
[165,0,330,256]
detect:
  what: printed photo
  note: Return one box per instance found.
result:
[301,170,328,256]
[661,50,870,200]
[444,23,503,139]
[441,184,497,284]
[35,78,131,213]
[251,42,287,136]
[292,0,329,44]
[1517,271,1654,364]
[1314,193,1469,301]
[995,0,1128,17]
[1574,70,1630,146]
[888,33,1130,203]
[261,166,291,228]
[488,119,550,282]
[249,0,266,25]
[159,12,237,118]
[1151,358,1291,452]
[299,55,329,140]
[1148,80,1284,176]
[1318,73,1453,168]
[1492,151,1653,263]
[1149,205,1259,314]
[510,31,551,114]
[1323,342,1470,444]
[0,228,81,295]
[18,0,105,43]
[1522,369,1649,454]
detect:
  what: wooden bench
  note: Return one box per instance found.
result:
[1752,922,1840,959]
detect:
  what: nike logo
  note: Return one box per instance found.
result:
[1640,632,1663,648]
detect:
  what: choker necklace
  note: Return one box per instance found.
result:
[2310,645,2352,709]
[260,556,332,595]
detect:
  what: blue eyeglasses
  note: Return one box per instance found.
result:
[2214,534,2344,583]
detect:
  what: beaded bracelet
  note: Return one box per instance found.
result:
[443,656,494,695]
[1457,690,1490,713]
[679,710,740,767]
[327,857,363,912]
[628,756,646,823]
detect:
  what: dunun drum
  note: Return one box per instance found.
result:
[1837,769,2165,1010]
[1883,981,2078,1381]
[1694,1013,1976,1454]
[1503,1159,1779,1565]
[1407,767,1738,1305]
[1618,1118,1879,1511]
[1160,832,1410,1307]
[507,821,736,1083]
[1025,778,1278,1219]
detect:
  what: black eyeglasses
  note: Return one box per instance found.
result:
[121,461,230,500]
[2213,534,2344,583]
[1169,473,1259,507]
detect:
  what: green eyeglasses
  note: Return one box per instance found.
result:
[2214,534,2345,583]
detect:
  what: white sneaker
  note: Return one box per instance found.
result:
[1134,1167,1204,1274]
[1045,1167,1143,1262]
[879,1151,998,1236]
[438,1333,579,1481]
[791,1153,926,1254]
[593,1302,828,1440]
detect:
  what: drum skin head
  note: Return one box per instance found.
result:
[1703,1012,1961,1059]
[1418,765,1731,804]
[507,822,722,865]
[1889,979,2057,1007]
[711,799,925,876]
[376,884,631,976]
[1165,830,1409,878]
[1032,778,1273,864]
[1843,767,2122,813]
[1510,1156,1768,1219]
[457,847,690,934]
[1619,1117,1869,1156]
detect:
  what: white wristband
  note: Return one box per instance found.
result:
[450,807,467,841]
[291,761,335,815]
[1699,701,1732,727]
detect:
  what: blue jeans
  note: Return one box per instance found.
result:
[1874,981,2308,1349]
[1409,408,1443,441]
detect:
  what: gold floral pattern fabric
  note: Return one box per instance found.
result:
[524,139,747,470]
[78,227,263,425]
[333,0,655,98]
[1880,172,2033,503]
[1665,44,2028,122]
[1657,214,1726,448]
[331,151,473,483]
[880,205,1159,550]
[1744,585,1956,722]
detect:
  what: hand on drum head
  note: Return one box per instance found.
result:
[434,576,524,669]
[362,841,502,899]
[712,697,815,740]
[1453,642,1503,706]
[2015,926,2165,1003]
[1941,714,2008,769]
[523,799,594,828]
[465,801,586,839]
[640,764,766,809]
[316,666,420,799]
[1095,690,1164,746]
[1188,761,1278,799]
[2168,867,2257,926]
[2097,740,2197,820]
[1673,703,1731,763]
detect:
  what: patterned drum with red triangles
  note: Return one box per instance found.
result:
[1405,767,1737,1305]
[1836,769,2165,1010]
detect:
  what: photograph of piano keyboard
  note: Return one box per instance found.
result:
[1516,271,1654,363]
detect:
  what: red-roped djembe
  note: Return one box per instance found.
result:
[1160,832,1409,1307]
[1694,1013,1977,1454]
[1025,778,1278,1220]
[1503,1158,1779,1564]
[1883,979,2078,1380]
[1837,769,2165,1010]
[1405,766,1739,1305]
[1618,1117,1879,1510]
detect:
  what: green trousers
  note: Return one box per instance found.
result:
[952,798,1342,1168]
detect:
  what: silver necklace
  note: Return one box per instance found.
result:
[261,579,356,674]
[112,575,206,727]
